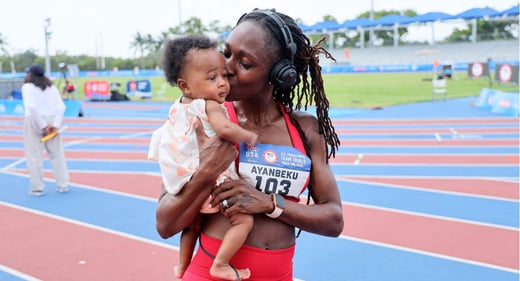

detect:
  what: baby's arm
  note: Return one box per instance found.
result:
[206,100,258,145]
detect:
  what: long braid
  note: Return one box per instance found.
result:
[239,9,341,161]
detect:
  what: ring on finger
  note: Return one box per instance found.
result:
[222,199,229,208]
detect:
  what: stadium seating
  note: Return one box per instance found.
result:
[324,39,519,66]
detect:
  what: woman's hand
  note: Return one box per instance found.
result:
[211,178,272,216]
[43,126,56,135]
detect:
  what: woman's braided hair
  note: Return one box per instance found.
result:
[237,9,340,161]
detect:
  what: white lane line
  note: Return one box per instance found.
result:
[354,153,364,165]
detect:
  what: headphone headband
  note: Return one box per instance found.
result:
[252,9,296,64]
[239,9,298,89]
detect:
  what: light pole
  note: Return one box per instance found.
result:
[178,0,182,33]
[369,0,374,47]
[44,18,51,75]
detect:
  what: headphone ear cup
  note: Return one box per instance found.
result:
[270,59,297,89]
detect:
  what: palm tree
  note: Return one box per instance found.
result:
[146,32,168,69]
[0,33,9,55]
[129,32,147,69]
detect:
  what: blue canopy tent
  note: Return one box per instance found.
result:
[217,31,230,39]
[406,12,455,45]
[305,20,342,48]
[455,7,499,42]
[364,14,413,27]
[341,18,373,48]
[217,5,517,47]
[409,12,455,22]
[298,23,313,33]
[307,20,342,31]
[455,7,500,19]
[342,18,373,29]
[490,4,520,17]
[364,14,413,47]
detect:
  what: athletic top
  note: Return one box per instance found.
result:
[224,102,310,200]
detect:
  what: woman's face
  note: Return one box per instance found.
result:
[223,21,275,101]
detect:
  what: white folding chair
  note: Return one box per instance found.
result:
[432,78,447,101]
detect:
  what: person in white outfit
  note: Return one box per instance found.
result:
[22,64,69,196]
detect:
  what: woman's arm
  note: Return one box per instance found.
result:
[277,113,344,236]
[155,119,238,238]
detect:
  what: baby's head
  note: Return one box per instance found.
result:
[162,34,229,103]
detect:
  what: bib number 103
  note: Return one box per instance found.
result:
[254,176,290,195]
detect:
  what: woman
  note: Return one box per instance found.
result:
[22,64,69,196]
[156,9,343,280]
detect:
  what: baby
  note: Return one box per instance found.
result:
[148,34,257,280]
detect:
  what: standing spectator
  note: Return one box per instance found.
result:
[22,64,69,196]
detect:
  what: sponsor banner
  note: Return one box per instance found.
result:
[494,64,519,84]
[126,80,152,98]
[468,62,490,78]
[84,80,110,100]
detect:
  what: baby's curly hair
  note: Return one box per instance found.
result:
[162,34,217,86]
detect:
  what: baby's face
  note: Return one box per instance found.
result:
[183,48,230,104]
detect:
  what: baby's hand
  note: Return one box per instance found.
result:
[247,132,259,147]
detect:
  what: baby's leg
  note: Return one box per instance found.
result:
[210,213,254,280]
[176,214,202,279]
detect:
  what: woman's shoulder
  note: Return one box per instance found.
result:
[291,110,318,129]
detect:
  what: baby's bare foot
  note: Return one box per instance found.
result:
[210,263,250,280]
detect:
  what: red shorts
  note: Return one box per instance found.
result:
[182,233,295,281]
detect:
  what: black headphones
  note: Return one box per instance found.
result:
[251,10,298,89]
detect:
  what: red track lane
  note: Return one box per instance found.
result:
[0,116,164,125]
[67,172,163,198]
[1,149,148,161]
[10,171,163,199]
[1,135,151,144]
[81,103,166,110]
[0,125,157,133]
[342,204,519,270]
[336,127,519,134]
[340,139,518,146]
[333,118,519,126]
[340,176,519,200]
[0,204,178,281]
[332,154,520,165]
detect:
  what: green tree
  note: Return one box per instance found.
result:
[129,32,148,69]
[0,33,8,56]
[444,19,518,42]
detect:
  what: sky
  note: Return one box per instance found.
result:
[0,0,517,59]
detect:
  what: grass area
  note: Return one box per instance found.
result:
[66,72,518,108]
[323,72,518,108]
